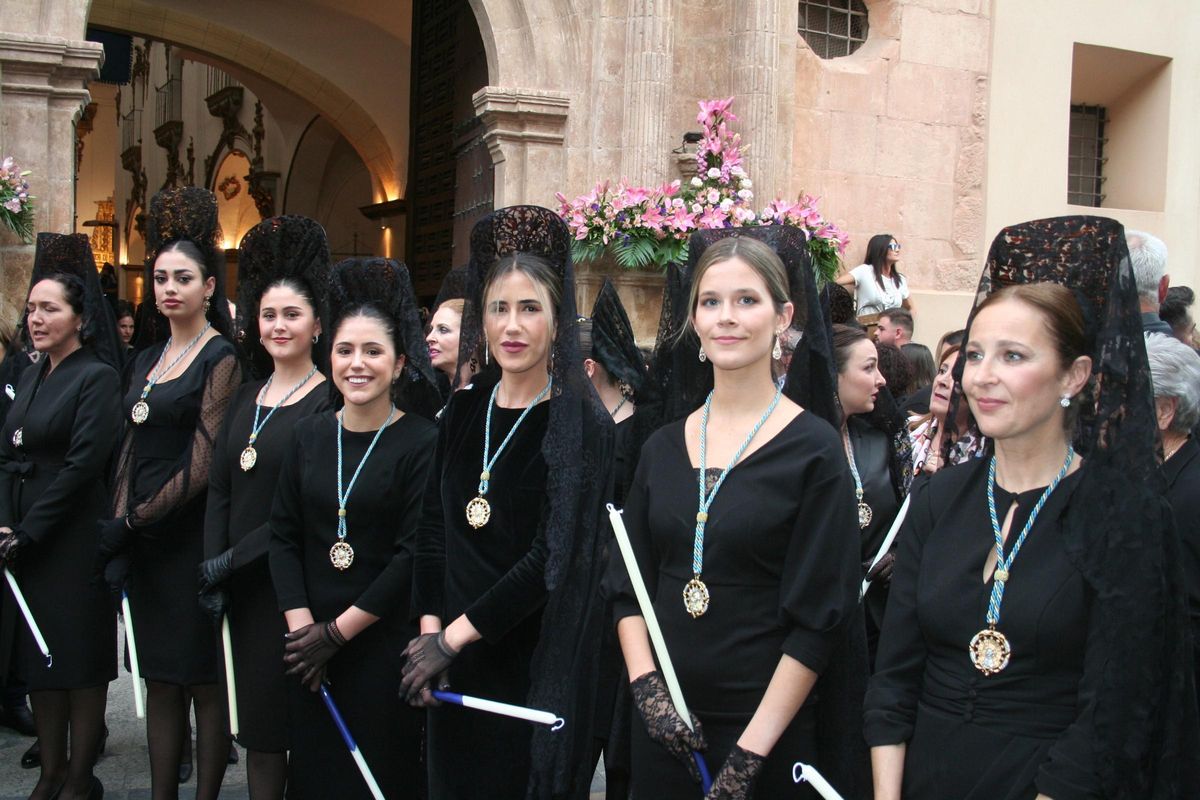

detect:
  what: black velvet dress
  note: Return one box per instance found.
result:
[412,385,552,800]
[0,350,120,689]
[847,416,902,666]
[203,378,330,751]
[1164,437,1200,717]
[270,410,434,800]
[865,460,1101,799]
[608,412,861,799]
[115,336,240,685]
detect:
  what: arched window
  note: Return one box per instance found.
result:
[798,0,869,59]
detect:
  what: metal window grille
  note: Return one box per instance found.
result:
[121,108,141,152]
[155,77,182,128]
[798,0,869,59]
[1068,104,1107,207]
[206,65,239,97]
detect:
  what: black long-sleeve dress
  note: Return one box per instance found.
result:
[412,385,553,799]
[203,378,330,751]
[864,459,1101,799]
[847,416,903,665]
[113,336,240,685]
[1165,437,1200,717]
[608,412,861,798]
[270,410,434,800]
[0,350,120,689]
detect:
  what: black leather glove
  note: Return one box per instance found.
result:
[864,551,896,585]
[197,549,235,622]
[0,530,29,565]
[94,518,135,595]
[705,744,766,800]
[400,631,458,702]
[630,670,708,783]
[284,621,345,689]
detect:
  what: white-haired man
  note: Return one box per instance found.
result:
[1128,229,1173,335]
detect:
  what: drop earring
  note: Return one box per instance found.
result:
[484,336,489,366]
[1060,394,1071,408]
[772,332,783,361]
[204,296,212,313]
[698,346,706,363]
[312,334,319,344]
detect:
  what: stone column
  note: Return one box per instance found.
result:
[731,1,793,201]
[620,0,674,185]
[0,32,102,328]
[473,87,570,208]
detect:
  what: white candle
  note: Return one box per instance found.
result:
[4,568,51,666]
[861,494,910,598]
[222,614,239,737]
[434,690,564,729]
[792,761,845,800]
[121,593,145,719]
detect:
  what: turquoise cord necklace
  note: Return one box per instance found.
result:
[330,405,396,570]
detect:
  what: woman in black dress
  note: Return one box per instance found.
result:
[610,229,862,800]
[198,216,332,799]
[866,217,1200,799]
[269,257,437,799]
[832,324,910,667]
[0,234,122,800]
[405,206,613,799]
[96,187,240,800]
[1144,332,1200,712]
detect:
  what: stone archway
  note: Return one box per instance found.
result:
[88,0,401,201]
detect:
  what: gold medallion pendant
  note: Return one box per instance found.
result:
[130,400,150,425]
[329,540,355,570]
[683,576,710,618]
[857,502,873,529]
[969,626,1011,675]
[239,446,258,472]
[11,428,22,448]
[466,495,491,529]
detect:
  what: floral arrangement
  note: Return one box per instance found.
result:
[0,157,34,244]
[555,98,848,282]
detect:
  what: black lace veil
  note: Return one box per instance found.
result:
[137,186,235,348]
[950,215,1198,797]
[460,205,614,799]
[327,257,442,421]
[235,215,332,379]
[587,278,646,397]
[21,232,123,370]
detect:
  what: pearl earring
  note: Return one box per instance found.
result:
[1060,394,1071,408]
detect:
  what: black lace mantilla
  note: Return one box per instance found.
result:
[951,215,1199,797]
[589,277,646,397]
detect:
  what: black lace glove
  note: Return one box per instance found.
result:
[400,631,459,701]
[94,518,135,595]
[705,745,766,800]
[0,530,29,565]
[284,620,345,689]
[864,551,896,585]
[197,549,234,622]
[630,670,708,782]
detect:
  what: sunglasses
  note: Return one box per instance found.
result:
[887,242,901,252]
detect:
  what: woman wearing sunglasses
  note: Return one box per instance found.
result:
[836,234,912,317]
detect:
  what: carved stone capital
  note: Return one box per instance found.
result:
[472,87,569,207]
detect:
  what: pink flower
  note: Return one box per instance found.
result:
[707,189,720,204]
[5,198,22,214]
[698,206,728,228]
[639,205,666,231]
[669,206,697,232]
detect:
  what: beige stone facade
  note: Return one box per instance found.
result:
[1,0,1197,344]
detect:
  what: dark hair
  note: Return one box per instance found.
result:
[157,239,218,280]
[880,307,913,337]
[936,328,965,358]
[875,342,912,397]
[35,273,87,318]
[261,276,319,316]
[333,303,403,357]
[116,299,136,322]
[827,281,856,324]
[901,342,935,390]
[864,233,903,290]
[1160,285,1194,330]
[831,323,871,374]
[483,253,562,335]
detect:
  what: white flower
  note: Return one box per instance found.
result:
[672,198,685,208]
[730,165,745,178]
[690,177,703,188]
[741,179,752,189]
[719,198,734,211]
[737,188,753,200]
[707,167,721,179]
[760,208,774,220]
[707,189,720,204]
[691,203,703,214]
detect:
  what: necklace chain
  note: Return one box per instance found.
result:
[248,365,319,446]
[984,446,1075,626]
[478,379,552,497]
[336,405,396,542]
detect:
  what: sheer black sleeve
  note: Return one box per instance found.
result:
[863,477,936,746]
[10,364,121,543]
[354,423,436,618]
[114,350,240,526]
[202,381,248,560]
[269,423,310,612]
[778,441,861,673]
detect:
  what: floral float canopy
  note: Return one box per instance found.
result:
[556,98,848,283]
